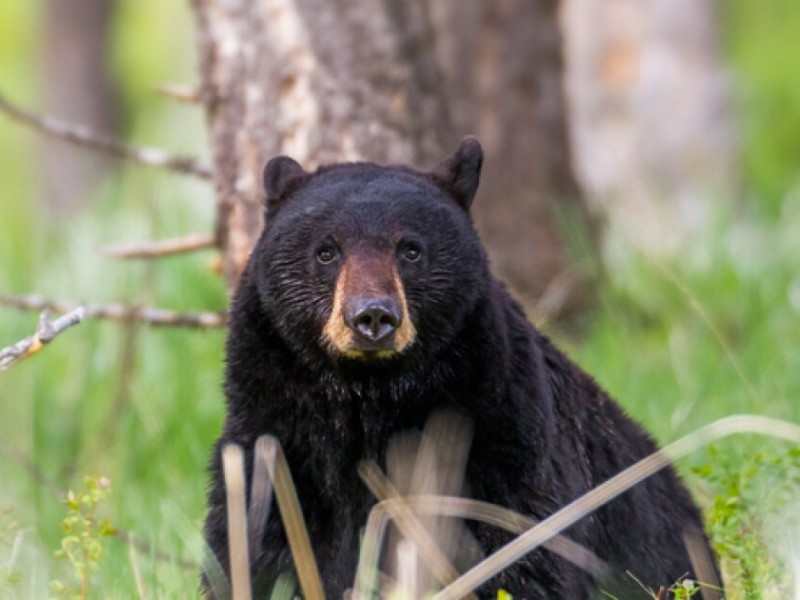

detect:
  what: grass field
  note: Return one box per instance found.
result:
[1,1,799,598]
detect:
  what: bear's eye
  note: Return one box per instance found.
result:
[316,246,338,264]
[401,243,422,263]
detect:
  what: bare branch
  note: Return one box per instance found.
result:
[0,308,85,371]
[99,233,217,259]
[153,83,204,104]
[0,294,226,329]
[0,91,212,179]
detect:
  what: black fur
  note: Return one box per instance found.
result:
[204,138,718,598]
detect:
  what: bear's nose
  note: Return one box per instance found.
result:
[346,298,401,342]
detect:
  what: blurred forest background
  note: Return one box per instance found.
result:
[1,0,799,598]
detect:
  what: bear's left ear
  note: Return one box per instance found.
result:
[429,136,483,211]
[262,156,309,210]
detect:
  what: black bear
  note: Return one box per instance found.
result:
[204,137,720,598]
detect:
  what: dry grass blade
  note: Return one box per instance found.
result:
[261,436,326,600]
[682,527,722,600]
[351,494,610,599]
[248,436,276,560]
[409,496,610,578]
[127,533,148,600]
[407,412,473,596]
[358,461,477,600]
[433,415,800,600]
[222,443,252,600]
[353,493,391,599]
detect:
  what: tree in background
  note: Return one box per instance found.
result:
[3,0,734,324]
[562,0,734,254]
[42,0,120,214]
[191,0,595,321]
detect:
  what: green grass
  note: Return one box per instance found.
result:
[2,0,800,598]
[721,0,800,218]
[3,180,799,598]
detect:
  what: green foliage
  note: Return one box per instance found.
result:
[721,0,800,216]
[0,0,798,597]
[667,578,702,599]
[693,446,800,599]
[50,476,116,600]
[0,506,23,599]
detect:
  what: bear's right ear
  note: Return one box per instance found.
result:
[429,136,483,211]
[262,156,309,210]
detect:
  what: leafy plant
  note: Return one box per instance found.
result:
[693,445,800,598]
[0,505,22,599]
[50,476,116,600]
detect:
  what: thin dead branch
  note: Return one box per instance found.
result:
[153,83,204,104]
[0,293,226,329]
[0,307,85,371]
[99,233,217,259]
[0,91,212,179]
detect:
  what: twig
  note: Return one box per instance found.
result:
[432,415,800,600]
[153,83,204,104]
[0,91,212,179]
[0,293,226,329]
[0,308,85,371]
[99,233,217,259]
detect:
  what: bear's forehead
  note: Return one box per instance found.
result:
[284,167,455,224]
[306,167,440,201]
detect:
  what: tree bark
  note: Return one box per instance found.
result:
[42,0,119,214]
[191,0,449,289]
[561,0,734,254]
[430,0,596,319]
[192,0,595,321]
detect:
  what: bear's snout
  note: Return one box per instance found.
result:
[346,296,402,344]
[321,254,417,358]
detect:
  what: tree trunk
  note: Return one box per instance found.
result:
[192,0,595,322]
[430,0,597,320]
[561,0,734,254]
[42,0,119,214]
[191,0,449,289]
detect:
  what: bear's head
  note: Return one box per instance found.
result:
[252,137,488,367]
